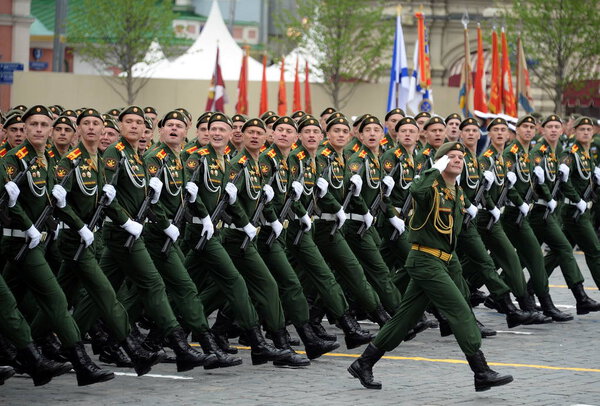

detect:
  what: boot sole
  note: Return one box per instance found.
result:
[134,352,166,376]
[306,341,341,360]
[475,375,513,392]
[204,358,243,369]
[0,369,15,385]
[345,336,373,350]
[347,365,381,389]
[77,371,115,386]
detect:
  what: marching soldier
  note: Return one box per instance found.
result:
[181,112,212,164]
[381,108,404,152]
[445,113,462,142]
[0,112,25,158]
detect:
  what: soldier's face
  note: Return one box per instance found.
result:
[575,125,594,144]
[120,114,143,144]
[542,122,561,144]
[359,123,383,151]
[53,124,76,148]
[79,117,104,144]
[385,113,403,137]
[426,124,446,149]
[139,128,152,150]
[460,125,480,149]
[25,115,52,150]
[327,124,350,149]
[4,123,25,147]
[163,119,186,149]
[243,127,267,153]
[443,151,464,177]
[209,122,232,150]
[146,113,158,129]
[489,125,509,148]
[99,128,119,152]
[266,124,274,143]
[416,117,428,130]
[196,123,210,146]
[516,122,535,144]
[397,125,419,149]
[445,119,460,141]
[320,114,332,129]
[232,122,244,144]
[273,123,298,150]
[299,126,323,151]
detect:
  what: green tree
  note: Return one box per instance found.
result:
[500,0,600,114]
[68,0,178,104]
[281,0,393,110]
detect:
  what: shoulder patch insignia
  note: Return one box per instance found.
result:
[422,148,431,156]
[67,148,81,160]
[156,149,167,160]
[148,164,159,175]
[238,155,248,165]
[483,149,493,158]
[56,166,68,179]
[352,144,360,152]
[105,158,117,169]
[510,144,519,154]
[198,148,210,156]
[349,162,360,172]
[358,150,367,159]
[394,148,403,158]
[380,138,388,145]
[384,160,393,170]
[321,148,332,157]
[187,159,198,169]
[534,156,541,164]
[115,142,125,152]
[16,147,28,160]
[48,150,55,158]
[261,164,270,174]
[296,151,306,161]
[267,149,277,158]
[260,145,267,153]
[291,142,298,150]
[540,145,547,153]
[5,164,17,177]
[0,148,6,157]
[186,145,198,154]
[224,145,231,155]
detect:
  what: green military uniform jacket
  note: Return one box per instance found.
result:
[380,144,415,217]
[343,137,362,160]
[287,144,317,218]
[258,144,292,221]
[478,145,516,210]
[502,139,535,207]
[559,141,595,203]
[345,146,387,216]
[414,143,436,175]
[530,139,558,202]
[460,147,484,208]
[315,146,345,214]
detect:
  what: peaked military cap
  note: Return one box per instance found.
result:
[459,117,480,130]
[53,115,77,131]
[395,116,419,132]
[22,105,53,122]
[12,105,27,112]
[320,107,336,117]
[103,117,120,132]
[516,115,536,127]
[63,109,77,118]
[175,107,192,122]
[144,106,157,115]
[208,113,233,129]
[163,110,187,126]
[297,114,316,126]
[231,114,247,123]
[3,112,23,128]
[326,112,345,124]
[144,117,153,130]
[291,110,306,120]
[445,113,462,124]
[260,111,276,121]
[49,105,64,115]
[487,117,508,131]
[541,114,562,127]
[414,111,431,121]
[272,116,298,132]
[385,108,405,121]
[423,115,446,130]
[118,105,145,121]
[242,118,266,132]
[358,116,383,133]
[76,108,102,125]
[195,112,213,128]
[326,115,350,132]
[298,117,321,133]
[106,108,121,117]
[573,116,594,128]
[434,141,465,160]
[264,114,279,125]
[353,113,372,128]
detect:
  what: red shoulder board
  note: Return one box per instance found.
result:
[380,138,388,146]
[156,149,167,160]
[540,144,547,153]
[186,145,198,154]
[48,150,55,158]
[267,149,277,158]
[571,144,579,153]
[291,142,298,150]
[297,151,306,161]
[358,150,367,159]
[238,155,248,165]
[321,148,332,157]
[510,144,519,154]
[423,148,432,156]
[116,142,125,151]
[198,148,210,156]
[16,146,28,160]
[67,148,81,161]
[0,148,6,158]
[259,145,267,153]
[483,149,493,158]
[224,145,231,155]
[352,143,360,152]
[394,148,403,158]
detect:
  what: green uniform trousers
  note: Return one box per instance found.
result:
[2,238,80,347]
[221,228,285,333]
[285,221,348,320]
[476,211,528,298]
[373,250,481,356]
[501,207,549,297]
[73,224,179,337]
[379,222,412,294]
[529,205,585,288]
[0,272,33,348]
[343,220,402,314]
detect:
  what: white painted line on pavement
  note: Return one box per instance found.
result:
[495,330,534,335]
[114,372,193,380]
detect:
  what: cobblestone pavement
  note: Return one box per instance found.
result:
[2,253,600,405]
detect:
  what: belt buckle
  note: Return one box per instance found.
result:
[40,231,48,243]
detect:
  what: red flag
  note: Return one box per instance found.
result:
[488,30,501,114]
[277,58,287,116]
[304,61,312,114]
[292,59,302,112]
[205,47,227,113]
[473,24,488,113]
[501,28,517,117]
[516,35,534,113]
[259,54,268,116]
[236,47,248,115]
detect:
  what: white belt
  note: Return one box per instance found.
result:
[2,229,26,238]
[347,213,365,222]
[104,217,113,223]
[316,213,336,221]
[534,199,547,206]
[394,206,402,213]
[222,223,244,231]
[191,217,203,224]
[505,201,516,207]
[564,198,593,209]
[59,221,70,230]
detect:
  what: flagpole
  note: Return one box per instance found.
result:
[515,35,520,115]
[395,5,402,109]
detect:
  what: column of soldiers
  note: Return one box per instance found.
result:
[0,101,599,392]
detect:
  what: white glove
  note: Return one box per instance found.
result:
[363,211,374,229]
[316,177,328,198]
[121,218,143,239]
[149,177,163,204]
[482,171,494,191]
[335,207,346,229]
[533,166,545,184]
[102,184,116,205]
[224,182,237,204]
[594,167,600,185]
[77,225,94,248]
[466,204,478,219]
[243,222,257,240]
[558,164,570,182]
[25,225,42,249]
[547,199,557,213]
[291,181,303,201]
[299,213,312,232]
[4,181,20,207]
[576,199,587,214]
[52,185,67,208]
[200,215,214,241]
[518,202,530,216]
[382,175,395,197]
[163,224,180,242]
[269,219,284,237]
[432,155,450,172]
[489,206,501,223]
[350,174,362,196]
[185,182,198,203]
[506,172,517,189]
[262,184,274,203]
[388,216,405,235]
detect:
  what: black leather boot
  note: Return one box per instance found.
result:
[296,323,340,360]
[271,329,310,367]
[143,327,176,364]
[310,321,337,341]
[369,304,391,327]
[211,311,238,354]
[348,343,384,389]
[121,334,165,376]
[0,334,17,366]
[0,366,15,385]
[167,327,217,372]
[431,308,453,337]
[196,330,242,369]
[495,293,536,328]
[308,300,337,341]
[36,333,69,363]
[483,296,503,313]
[266,327,300,346]
[476,319,497,338]
[538,294,573,322]
[466,350,513,391]
[66,342,114,386]
[338,311,373,349]
[246,325,291,365]
[404,314,430,341]
[571,283,600,315]
[470,289,488,307]
[99,343,133,368]
[88,322,110,355]
[14,343,72,386]
[516,295,553,324]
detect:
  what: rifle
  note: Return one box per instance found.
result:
[293,155,334,246]
[390,158,429,241]
[357,160,401,238]
[0,155,38,209]
[15,158,81,261]
[160,157,204,254]
[515,175,538,228]
[573,181,596,223]
[330,161,365,237]
[542,171,563,221]
[73,156,125,261]
[266,164,303,248]
[240,164,279,251]
[485,171,513,230]
[463,159,496,228]
[124,157,168,252]
[194,160,248,252]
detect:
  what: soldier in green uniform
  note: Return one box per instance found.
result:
[348,142,513,392]
[414,111,431,149]
[414,116,445,173]
[501,115,572,321]
[0,105,114,386]
[528,114,600,315]
[318,107,336,131]
[445,113,461,142]
[0,113,25,158]
[99,117,119,156]
[381,108,404,151]
[229,114,246,157]
[343,114,369,160]
[180,112,212,164]
[49,116,77,164]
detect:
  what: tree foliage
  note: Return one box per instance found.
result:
[68,0,178,104]
[500,0,600,114]
[281,0,393,109]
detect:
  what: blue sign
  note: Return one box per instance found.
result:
[29,61,48,71]
[0,63,24,72]
[0,71,14,84]
[33,48,43,60]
